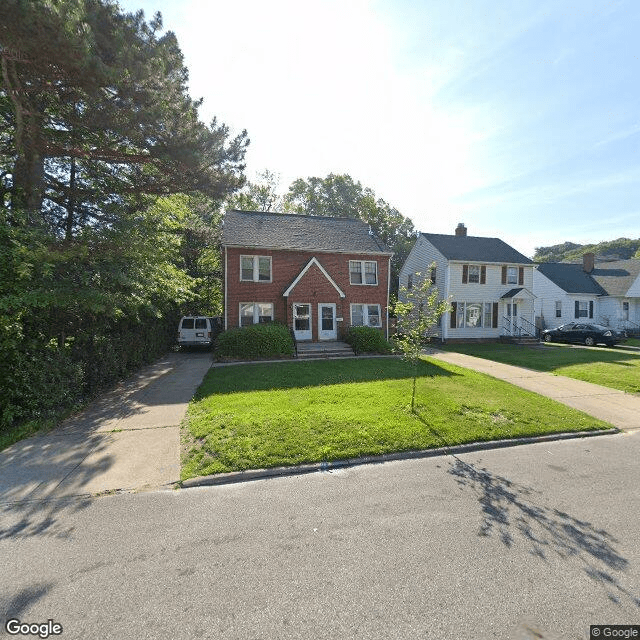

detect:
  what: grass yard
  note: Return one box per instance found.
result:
[181,357,610,479]
[440,342,640,393]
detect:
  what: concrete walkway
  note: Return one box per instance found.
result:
[428,349,640,431]
[0,352,213,504]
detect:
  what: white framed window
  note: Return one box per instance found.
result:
[483,303,493,328]
[622,301,629,321]
[577,301,588,318]
[349,260,378,285]
[507,267,518,285]
[240,255,271,282]
[555,301,562,318]
[239,302,274,326]
[468,265,480,283]
[465,302,483,327]
[350,304,382,327]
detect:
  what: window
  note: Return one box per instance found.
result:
[350,304,382,327]
[462,264,486,284]
[465,302,483,327]
[430,266,436,284]
[623,301,629,321]
[555,301,562,318]
[507,267,518,285]
[350,260,377,285]
[181,318,194,329]
[576,301,588,318]
[195,318,207,329]
[239,303,274,326]
[451,302,496,329]
[468,265,480,283]
[240,255,271,282]
[407,273,413,290]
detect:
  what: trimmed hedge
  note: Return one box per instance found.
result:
[215,323,295,359]
[345,326,392,355]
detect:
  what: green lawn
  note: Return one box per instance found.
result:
[181,357,610,479]
[440,342,640,393]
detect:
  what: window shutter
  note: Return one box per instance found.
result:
[575,301,580,319]
[501,266,507,285]
[518,267,524,285]
[492,302,498,328]
[450,302,457,328]
[589,301,594,318]
[462,265,468,284]
[480,265,486,284]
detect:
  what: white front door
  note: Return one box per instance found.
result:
[293,303,312,341]
[506,302,520,334]
[318,303,337,340]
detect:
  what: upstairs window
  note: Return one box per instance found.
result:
[462,264,486,284]
[430,266,436,284]
[350,260,377,285]
[240,255,271,282]
[507,267,518,285]
[468,266,480,283]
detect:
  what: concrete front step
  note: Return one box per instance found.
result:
[296,341,354,358]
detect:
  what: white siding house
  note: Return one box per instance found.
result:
[399,224,535,340]
[534,255,640,333]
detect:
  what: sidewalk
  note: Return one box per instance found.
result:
[428,349,640,431]
[0,352,213,504]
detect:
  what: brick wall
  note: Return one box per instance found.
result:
[224,247,390,340]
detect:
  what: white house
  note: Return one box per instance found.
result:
[399,223,536,340]
[534,253,640,333]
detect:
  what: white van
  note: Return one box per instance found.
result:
[177,316,222,348]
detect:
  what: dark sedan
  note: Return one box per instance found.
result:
[541,322,627,347]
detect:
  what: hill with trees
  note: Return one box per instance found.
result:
[533,238,640,262]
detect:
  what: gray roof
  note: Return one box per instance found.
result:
[536,259,640,296]
[591,259,640,296]
[501,288,525,299]
[536,263,607,295]
[422,233,532,264]
[222,210,391,254]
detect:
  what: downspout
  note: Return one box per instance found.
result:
[386,256,391,340]
[443,261,450,341]
[224,246,228,330]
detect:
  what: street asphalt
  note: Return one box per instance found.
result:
[1,430,638,639]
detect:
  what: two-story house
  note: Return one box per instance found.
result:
[399,223,535,340]
[534,253,640,333]
[221,210,392,341]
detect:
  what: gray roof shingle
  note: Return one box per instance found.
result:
[536,263,607,295]
[422,233,532,264]
[536,259,640,296]
[222,210,391,254]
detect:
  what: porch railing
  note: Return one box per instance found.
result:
[502,316,538,338]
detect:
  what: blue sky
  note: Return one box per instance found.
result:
[118,0,640,257]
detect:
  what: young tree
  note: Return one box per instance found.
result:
[394,268,451,412]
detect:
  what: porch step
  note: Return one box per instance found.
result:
[499,336,540,345]
[296,341,355,359]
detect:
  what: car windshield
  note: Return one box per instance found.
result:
[557,324,574,331]
[589,324,610,331]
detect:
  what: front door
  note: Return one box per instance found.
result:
[293,303,312,341]
[318,303,337,340]
[506,302,519,335]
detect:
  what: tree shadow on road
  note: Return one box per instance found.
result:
[448,457,640,608]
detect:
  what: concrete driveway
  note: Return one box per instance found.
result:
[0,351,212,503]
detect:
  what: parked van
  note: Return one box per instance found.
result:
[177,316,222,349]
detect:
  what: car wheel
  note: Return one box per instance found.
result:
[585,336,595,347]
[543,334,552,342]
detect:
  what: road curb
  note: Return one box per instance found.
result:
[178,427,620,489]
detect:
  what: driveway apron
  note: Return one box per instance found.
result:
[429,349,640,431]
[0,352,212,504]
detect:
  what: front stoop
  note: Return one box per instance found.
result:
[296,341,354,359]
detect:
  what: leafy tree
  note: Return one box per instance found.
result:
[534,239,640,262]
[394,269,451,412]
[284,173,417,294]
[227,169,288,213]
[1,0,248,232]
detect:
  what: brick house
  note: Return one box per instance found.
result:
[221,210,392,341]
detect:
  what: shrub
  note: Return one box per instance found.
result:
[215,323,295,359]
[345,326,392,355]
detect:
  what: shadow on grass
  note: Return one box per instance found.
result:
[441,342,640,373]
[448,458,640,608]
[196,357,459,397]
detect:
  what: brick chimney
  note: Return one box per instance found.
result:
[583,252,595,273]
[455,223,467,237]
